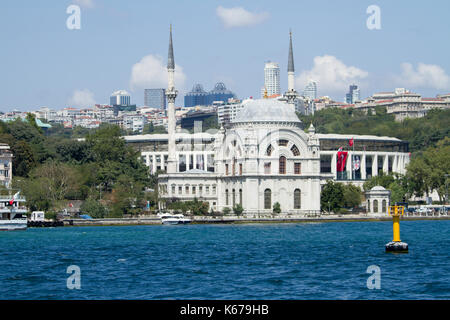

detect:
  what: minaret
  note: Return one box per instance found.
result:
[284,30,298,108]
[166,25,178,173]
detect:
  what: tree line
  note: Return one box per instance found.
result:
[0,115,155,218]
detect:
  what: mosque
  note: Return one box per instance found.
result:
[125,28,410,214]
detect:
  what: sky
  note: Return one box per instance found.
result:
[1,0,450,111]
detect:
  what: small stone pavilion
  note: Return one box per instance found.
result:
[365,186,391,215]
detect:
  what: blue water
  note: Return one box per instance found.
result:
[0,221,449,299]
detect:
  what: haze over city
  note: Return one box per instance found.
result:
[1,0,449,110]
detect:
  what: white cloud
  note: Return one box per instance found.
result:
[296,55,369,95]
[73,0,94,8]
[216,6,269,28]
[68,89,96,108]
[129,54,186,91]
[395,62,450,90]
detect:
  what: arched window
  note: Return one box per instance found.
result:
[239,189,243,205]
[279,156,286,174]
[266,144,274,156]
[367,200,370,212]
[373,200,378,213]
[232,189,236,207]
[294,189,301,209]
[264,189,271,209]
[382,200,387,213]
[291,145,300,156]
[225,189,229,205]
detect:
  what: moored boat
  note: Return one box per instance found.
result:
[0,190,28,231]
[158,213,191,225]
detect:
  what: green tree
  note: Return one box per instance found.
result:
[273,202,281,214]
[80,198,107,218]
[320,180,345,213]
[233,203,244,216]
[343,184,362,208]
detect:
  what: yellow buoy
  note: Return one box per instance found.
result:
[386,205,408,253]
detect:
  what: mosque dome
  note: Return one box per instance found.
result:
[232,99,301,124]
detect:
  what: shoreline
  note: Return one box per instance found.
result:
[57,215,450,227]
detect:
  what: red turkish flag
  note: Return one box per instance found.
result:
[337,151,348,172]
[349,138,354,147]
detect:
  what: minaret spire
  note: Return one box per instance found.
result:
[166,24,178,173]
[288,29,295,74]
[167,24,175,71]
[284,29,298,109]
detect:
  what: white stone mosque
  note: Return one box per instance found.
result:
[125,28,411,214]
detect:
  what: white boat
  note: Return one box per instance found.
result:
[0,190,28,231]
[159,213,191,225]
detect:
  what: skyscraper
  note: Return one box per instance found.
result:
[263,61,280,97]
[144,89,166,110]
[303,80,317,100]
[110,90,131,106]
[346,84,360,104]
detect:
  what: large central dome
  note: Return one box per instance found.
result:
[232,99,301,124]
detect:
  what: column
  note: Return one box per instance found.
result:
[383,154,389,174]
[152,154,156,174]
[372,154,378,177]
[361,153,367,180]
[393,155,398,174]
[193,152,197,169]
[331,152,337,179]
[203,152,208,171]
[346,151,352,180]
[146,154,150,167]
[161,154,165,172]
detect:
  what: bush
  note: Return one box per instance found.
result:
[273,202,281,214]
[233,204,244,216]
[222,207,231,215]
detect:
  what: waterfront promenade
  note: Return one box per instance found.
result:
[61,212,450,227]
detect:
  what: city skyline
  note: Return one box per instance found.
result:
[1,0,450,111]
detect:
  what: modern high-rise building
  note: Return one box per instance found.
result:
[346,84,360,104]
[263,61,281,97]
[110,90,131,106]
[144,89,166,110]
[184,84,208,107]
[206,82,236,105]
[184,83,236,107]
[303,80,317,100]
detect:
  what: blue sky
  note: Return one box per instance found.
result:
[1,0,449,111]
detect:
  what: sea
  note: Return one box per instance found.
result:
[0,220,449,300]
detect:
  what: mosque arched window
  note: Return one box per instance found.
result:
[373,200,379,213]
[239,189,243,205]
[264,189,272,209]
[294,189,301,209]
[291,145,300,156]
[225,189,229,206]
[382,200,387,213]
[266,144,274,156]
[279,156,286,174]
